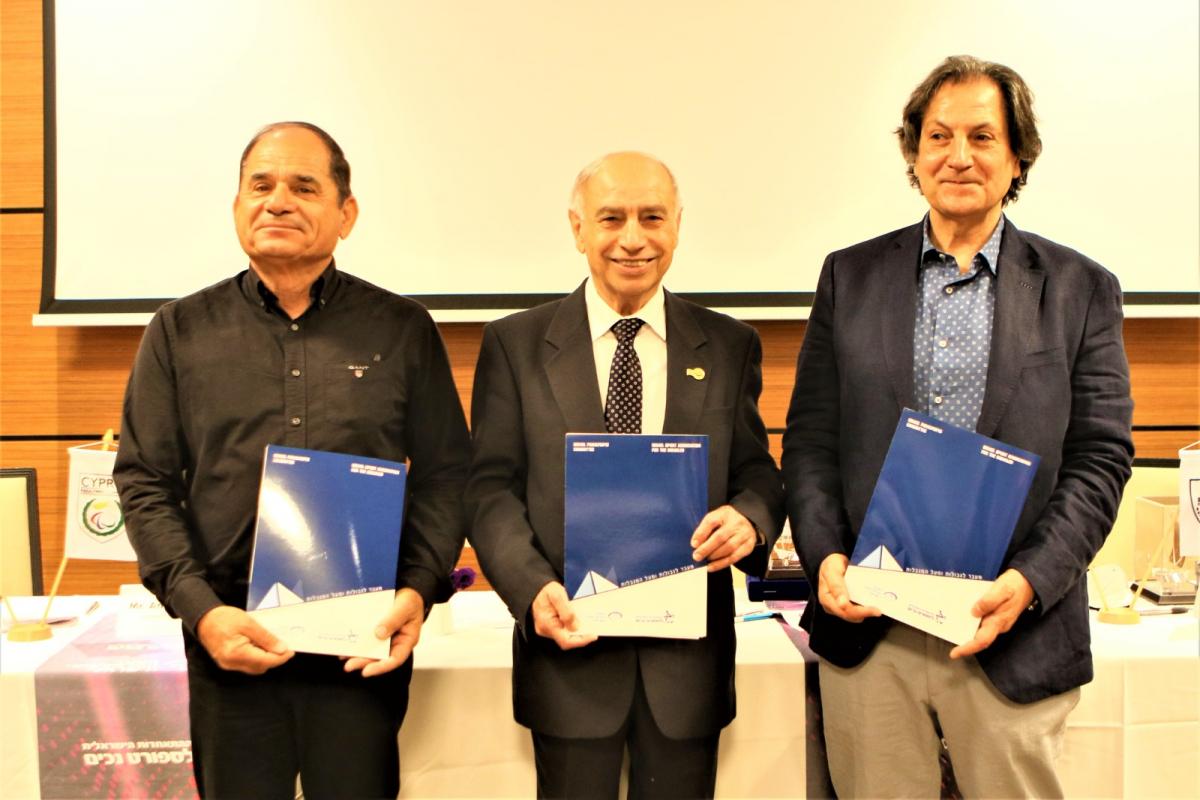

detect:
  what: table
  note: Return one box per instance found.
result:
[3,595,1196,799]
[399,591,812,797]
[0,592,809,799]
[1060,611,1200,799]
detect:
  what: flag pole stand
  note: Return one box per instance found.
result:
[3,593,52,642]
[5,429,115,643]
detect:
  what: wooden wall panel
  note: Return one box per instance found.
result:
[0,215,143,436]
[0,439,140,593]
[0,0,44,208]
[1,0,1195,598]
[1125,317,1200,426]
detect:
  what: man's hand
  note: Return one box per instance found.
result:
[816,553,882,622]
[690,505,758,572]
[531,581,597,651]
[196,605,294,675]
[950,568,1033,659]
[344,587,425,678]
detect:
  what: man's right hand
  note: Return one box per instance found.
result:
[817,553,882,622]
[195,605,294,674]
[531,581,598,651]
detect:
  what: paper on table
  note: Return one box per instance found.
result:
[1,596,100,631]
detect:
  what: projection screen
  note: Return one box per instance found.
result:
[39,0,1200,323]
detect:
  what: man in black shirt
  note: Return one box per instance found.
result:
[114,122,470,798]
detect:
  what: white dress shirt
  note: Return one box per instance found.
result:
[584,278,667,435]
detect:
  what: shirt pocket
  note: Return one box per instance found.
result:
[322,361,406,436]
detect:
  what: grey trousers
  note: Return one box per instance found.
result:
[818,623,1079,799]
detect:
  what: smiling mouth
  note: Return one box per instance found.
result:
[611,257,656,267]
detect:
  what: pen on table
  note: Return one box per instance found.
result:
[738,611,776,622]
[1137,606,1189,616]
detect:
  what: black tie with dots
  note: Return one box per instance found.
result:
[605,318,645,434]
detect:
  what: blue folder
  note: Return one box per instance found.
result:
[851,410,1040,581]
[564,434,707,599]
[248,445,405,611]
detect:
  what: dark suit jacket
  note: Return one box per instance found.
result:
[466,283,784,739]
[782,220,1134,703]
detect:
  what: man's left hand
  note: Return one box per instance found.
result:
[949,569,1034,660]
[344,588,425,677]
[691,505,759,572]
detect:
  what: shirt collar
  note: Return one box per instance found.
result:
[585,277,667,343]
[921,214,1005,275]
[244,259,341,314]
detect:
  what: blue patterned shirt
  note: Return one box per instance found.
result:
[912,215,1004,430]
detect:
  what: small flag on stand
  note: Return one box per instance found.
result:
[63,438,136,562]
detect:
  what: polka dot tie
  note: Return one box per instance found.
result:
[605,318,645,434]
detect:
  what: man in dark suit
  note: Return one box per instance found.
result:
[466,151,784,798]
[782,56,1133,797]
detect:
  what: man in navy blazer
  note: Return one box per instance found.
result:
[467,152,783,798]
[783,56,1133,797]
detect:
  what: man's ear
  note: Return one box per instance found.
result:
[339,195,360,239]
[568,210,585,254]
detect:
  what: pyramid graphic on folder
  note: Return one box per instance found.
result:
[856,545,902,571]
[255,581,304,610]
[575,570,619,598]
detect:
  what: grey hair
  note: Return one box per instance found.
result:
[568,152,682,217]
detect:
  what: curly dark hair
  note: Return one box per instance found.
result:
[896,56,1042,205]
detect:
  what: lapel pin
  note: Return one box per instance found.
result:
[686,367,706,381]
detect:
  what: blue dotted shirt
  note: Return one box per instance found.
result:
[912,215,1005,431]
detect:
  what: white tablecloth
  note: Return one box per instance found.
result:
[0,592,808,799]
[2,594,1196,799]
[401,591,810,797]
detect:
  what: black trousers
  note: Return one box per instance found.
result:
[186,641,410,800]
[532,672,720,800]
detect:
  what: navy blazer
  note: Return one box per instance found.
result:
[782,220,1134,703]
[466,283,784,738]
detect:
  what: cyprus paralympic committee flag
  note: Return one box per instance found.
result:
[64,442,137,561]
[1180,441,1200,557]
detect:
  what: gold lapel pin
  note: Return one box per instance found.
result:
[686,367,706,381]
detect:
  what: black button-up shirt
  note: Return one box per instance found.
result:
[114,262,470,633]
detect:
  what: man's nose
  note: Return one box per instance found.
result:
[947,134,972,168]
[619,221,646,251]
[265,184,294,214]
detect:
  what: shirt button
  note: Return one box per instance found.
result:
[944,286,955,295]
[938,339,949,348]
[290,416,302,426]
[933,396,944,405]
[290,369,301,377]
[290,323,300,331]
